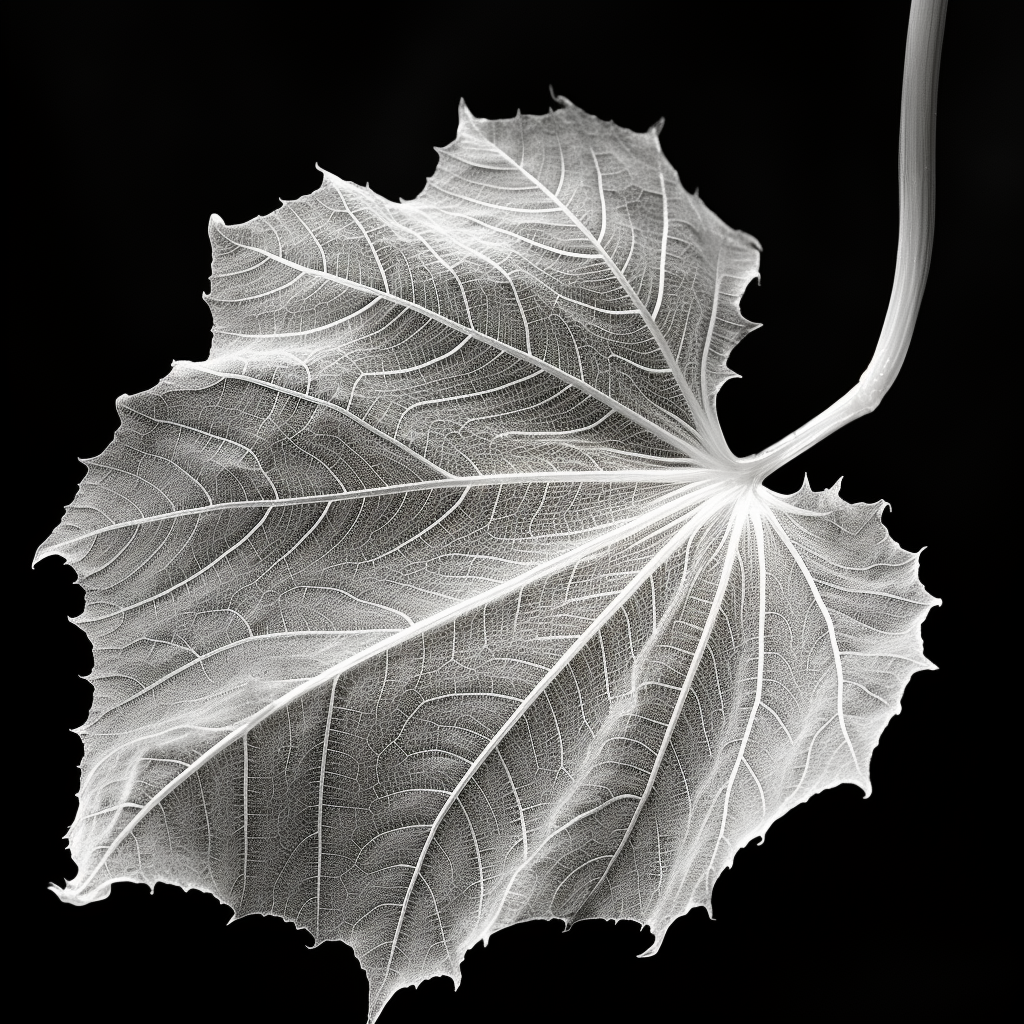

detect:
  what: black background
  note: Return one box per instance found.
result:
[20,3,1015,1018]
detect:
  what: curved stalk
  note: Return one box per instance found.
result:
[742,0,947,484]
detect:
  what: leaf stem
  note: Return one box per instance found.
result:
[741,0,947,484]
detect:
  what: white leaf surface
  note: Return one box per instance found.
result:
[39,101,937,1020]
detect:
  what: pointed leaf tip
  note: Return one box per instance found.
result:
[638,929,667,958]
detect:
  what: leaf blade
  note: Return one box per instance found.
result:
[40,102,936,1022]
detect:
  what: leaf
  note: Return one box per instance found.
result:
[39,100,937,1020]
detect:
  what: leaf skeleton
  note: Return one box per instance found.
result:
[37,2,946,1020]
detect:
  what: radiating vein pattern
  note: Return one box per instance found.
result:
[39,101,936,1022]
